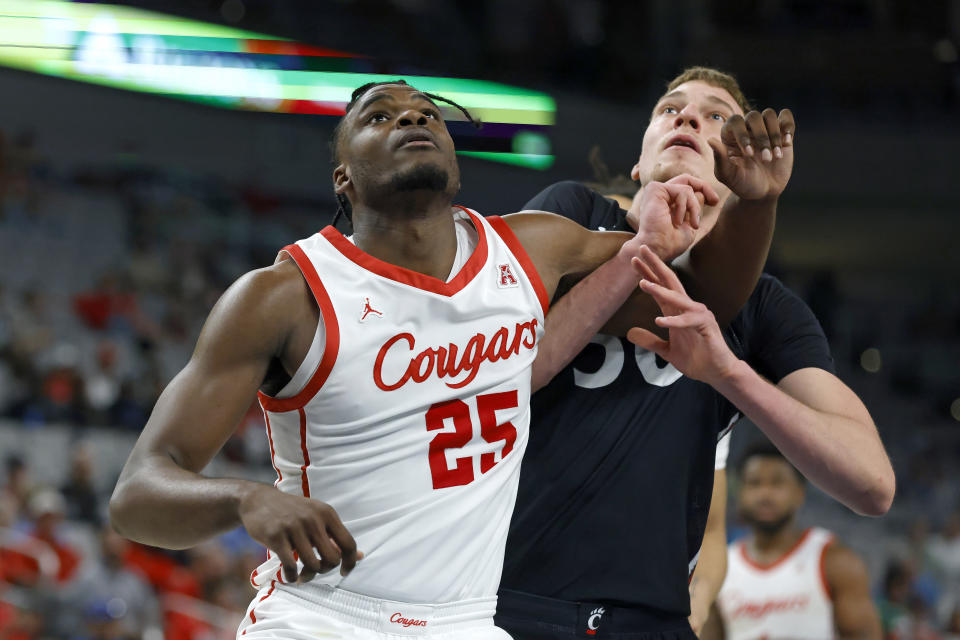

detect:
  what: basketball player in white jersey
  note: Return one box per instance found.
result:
[701,443,881,640]
[108,79,788,639]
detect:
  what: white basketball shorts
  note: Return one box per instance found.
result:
[238,582,512,640]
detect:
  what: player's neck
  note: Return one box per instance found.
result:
[350,200,460,281]
[748,523,805,562]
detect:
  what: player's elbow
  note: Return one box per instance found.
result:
[855,468,896,517]
[108,481,137,538]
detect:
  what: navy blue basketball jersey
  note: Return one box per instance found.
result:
[501,182,835,614]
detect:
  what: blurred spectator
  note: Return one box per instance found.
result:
[82,340,123,426]
[1,456,32,522]
[8,290,53,373]
[73,272,140,334]
[945,607,960,640]
[64,525,160,637]
[25,489,80,584]
[60,444,102,526]
[879,561,914,638]
[930,511,960,620]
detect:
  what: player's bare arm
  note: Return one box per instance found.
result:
[701,602,725,640]
[527,108,794,389]
[675,108,795,325]
[688,468,728,636]
[626,247,895,516]
[109,259,360,581]
[605,107,795,335]
[502,174,717,390]
[824,542,883,639]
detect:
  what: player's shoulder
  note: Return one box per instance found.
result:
[821,534,870,590]
[739,273,810,322]
[223,259,314,325]
[522,180,605,223]
[536,180,599,204]
[821,534,862,566]
[748,272,789,303]
[241,258,309,301]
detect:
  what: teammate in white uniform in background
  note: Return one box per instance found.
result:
[107,78,771,640]
[703,443,881,640]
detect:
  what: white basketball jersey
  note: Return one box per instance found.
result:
[250,207,548,605]
[716,528,836,640]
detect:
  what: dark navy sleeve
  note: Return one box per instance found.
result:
[522,180,600,226]
[741,275,836,382]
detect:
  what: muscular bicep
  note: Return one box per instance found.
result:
[501,211,633,297]
[825,544,882,639]
[123,263,311,474]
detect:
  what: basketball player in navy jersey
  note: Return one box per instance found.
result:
[496,67,894,639]
[109,81,785,639]
[703,444,881,640]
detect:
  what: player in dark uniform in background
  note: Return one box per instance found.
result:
[495,67,894,639]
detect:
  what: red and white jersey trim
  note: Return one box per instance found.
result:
[251,207,546,605]
[717,527,836,640]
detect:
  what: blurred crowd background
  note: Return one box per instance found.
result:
[1,0,960,638]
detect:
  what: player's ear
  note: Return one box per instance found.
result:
[333,164,351,196]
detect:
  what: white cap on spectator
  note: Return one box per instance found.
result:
[29,488,66,517]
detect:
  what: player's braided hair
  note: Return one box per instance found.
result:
[330,80,481,230]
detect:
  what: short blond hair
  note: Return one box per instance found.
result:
[665,67,753,114]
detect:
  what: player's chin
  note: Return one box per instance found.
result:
[655,157,710,183]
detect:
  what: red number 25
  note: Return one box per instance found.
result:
[425,390,518,490]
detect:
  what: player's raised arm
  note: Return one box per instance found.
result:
[674,108,796,325]
[109,259,360,581]
[501,174,717,390]
[522,108,794,390]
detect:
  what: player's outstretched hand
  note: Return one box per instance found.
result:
[239,485,363,582]
[626,173,720,262]
[626,245,740,385]
[708,108,795,201]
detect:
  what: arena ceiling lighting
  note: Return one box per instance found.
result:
[0,0,556,169]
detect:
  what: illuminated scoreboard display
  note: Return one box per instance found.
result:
[0,0,556,169]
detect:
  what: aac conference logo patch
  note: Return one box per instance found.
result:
[497,263,519,289]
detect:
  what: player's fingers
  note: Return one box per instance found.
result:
[761,108,783,159]
[288,528,324,575]
[631,256,661,287]
[639,245,688,294]
[745,111,772,162]
[307,524,342,574]
[271,540,299,583]
[708,137,736,180]
[778,108,796,146]
[639,279,697,311]
[626,327,669,357]
[655,312,705,329]
[685,188,702,229]
[670,186,689,227]
[297,568,317,584]
[721,114,750,157]
[323,511,360,576]
[666,174,720,206]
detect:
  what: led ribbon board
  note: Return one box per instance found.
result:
[0,0,555,169]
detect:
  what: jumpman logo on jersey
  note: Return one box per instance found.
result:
[359,297,384,323]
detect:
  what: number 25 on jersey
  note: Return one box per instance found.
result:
[425,390,518,490]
